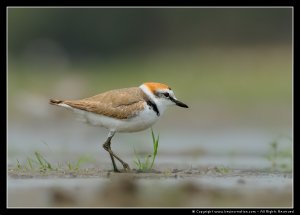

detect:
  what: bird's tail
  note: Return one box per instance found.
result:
[49,99,63,105]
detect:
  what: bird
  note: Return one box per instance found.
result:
[49,82,188,172]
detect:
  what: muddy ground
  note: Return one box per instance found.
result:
[8,164,292,207]
[7,120,293,208]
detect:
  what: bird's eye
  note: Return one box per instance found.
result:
[163,92,170,97]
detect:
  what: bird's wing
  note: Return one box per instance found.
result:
[62,87,147,119]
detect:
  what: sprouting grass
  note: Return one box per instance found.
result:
[14,151,54,172]
[34,151,53,171]
[265,135,292,172]
[134,128,159,171]
[14,151,93,172]
[214,165,232,174]
[66,155,92,171]
[16,159,22,170]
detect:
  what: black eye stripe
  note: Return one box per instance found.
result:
[155,91,170,98]
[163,92,170,97]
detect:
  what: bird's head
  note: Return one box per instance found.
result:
[140,82,189,113]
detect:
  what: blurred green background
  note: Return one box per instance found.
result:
[7,7,293,208]
[8,7,292,156]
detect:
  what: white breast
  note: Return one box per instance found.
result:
[64,103,160,132]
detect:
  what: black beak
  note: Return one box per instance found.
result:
[170,97,189,108]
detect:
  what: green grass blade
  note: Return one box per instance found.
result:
[67,161,72,170]
[151,128,155,145]
[75,155,90,170]
[34,151,44,167]
[133,147,143,170]
[27,158,33,170]
[34,151,52,170]
[150,132,159,169]
[16,159,21,170]
[133,128,160,171]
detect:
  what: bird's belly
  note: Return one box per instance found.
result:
[122,109,159,132]
[73,107,159,132]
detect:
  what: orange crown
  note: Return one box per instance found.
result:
[144,82,171,93]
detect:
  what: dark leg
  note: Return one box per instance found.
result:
[102,131,130,172]
[103,131,119,172]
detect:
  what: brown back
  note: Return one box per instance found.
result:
[62,87,148,119]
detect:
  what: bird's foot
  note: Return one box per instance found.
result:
[113,168,121,173]
[122,162,131,171]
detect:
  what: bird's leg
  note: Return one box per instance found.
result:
[103,131,119,172]
[102,131,130,172]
